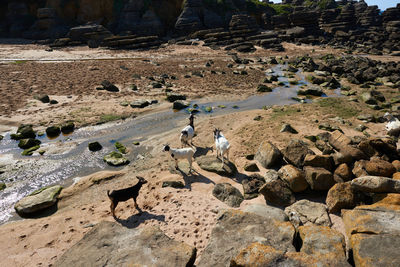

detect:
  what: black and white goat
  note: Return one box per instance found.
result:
[180,114,195,147]
[213,128,230,167]
[384,112,400,137]
[163,144,196,172]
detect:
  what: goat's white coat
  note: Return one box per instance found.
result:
[384,112,400,136]
[180,125,194,147]
[214,130,230,166]
[165,146,196,172]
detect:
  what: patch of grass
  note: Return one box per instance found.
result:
[316,98,360,119]
[268,3,292,15]
[14,60,27,64]
[270,106,298,120]
[99,114,127,124]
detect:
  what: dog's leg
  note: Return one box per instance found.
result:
[175,159,178,169]
[110,201,118,218]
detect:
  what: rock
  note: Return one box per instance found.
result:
[196,155,236,177]
[172,100,189,110]
[393,172,400,180]
[14,185,62,216]
[198,210,295,267]
[243,204,288,222]
[326,182,359,213]
[88,142,102,151]
[254,141,283,168]
[259,170,295,207]
[352,160,369,177]
[18,138,41,149]
[46,126,61,137]
[365,159,396,177]
[34,94,50,103]
[285,199,331,227]
[392,160,400,172]
[61,122,74,134]
[297,86,323,96]
[361,92,378,105]
[130,99,150,108]
[343,204,400,267]
[304,154,334,171]
[351,176,400,193]
[11,124,36,140]
[329,130,367,160]
[103,152,129,166]
[101,80,119,92]
[54,222,196,267]
[280,123,298,134]
[315,140,335,155]
[166,93,186,102]
[334,163,353,181]
[304,166,335,191]
[278,164,308,192]
[115,142,127,154]
[162,180,185,189]
[230,243,324,267]
[243,162,259,172]
[0,183,6,191]
[242,174,265,200]
[257,84,272,92]
[298,225,349,266]
[212,183,244,207]
[21,145,40,156]
[282,139,315,168]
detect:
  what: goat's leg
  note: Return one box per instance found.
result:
[216,148,219,159]
[227,148,230,162]
[175,159,178,169]
[188,157,193,173]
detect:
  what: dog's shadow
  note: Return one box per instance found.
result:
[115,210,165,229]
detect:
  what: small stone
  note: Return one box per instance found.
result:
[244,162,259,172]
[88,142,102,151]
[280,123,298,134]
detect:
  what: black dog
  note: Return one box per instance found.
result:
[107,176,148,218]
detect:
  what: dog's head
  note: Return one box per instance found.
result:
[137,176,148,184]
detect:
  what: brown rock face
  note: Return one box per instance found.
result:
[365,159,396,177]
[304,166,335,191]
[298,225,349,267]
[392,160,400,172]
[54,222,196,267]
[352,160,369,177]
[259,175,295,207]
[328,130,367,160]
[334,163,353,181]
[282,139,314,168]
[326,182,357,213]
[394,172,400,180]
[304,154,334,171]
[254,141,283,168]
[278,164,308,192]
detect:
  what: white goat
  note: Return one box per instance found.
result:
[180,114,195,147]
[213,128,230,167]
[163,144,196,172]
[384,112,400,137]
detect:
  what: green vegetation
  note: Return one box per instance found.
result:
[99,114,128,124]
[270,106,298,120]
[268,3,292,15]
[21,145,40,156]
[14,60,27,64]
[115,142,127,154]
[316,98,360,119]
[304,0,337,9]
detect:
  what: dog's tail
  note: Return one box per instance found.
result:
[107,190,111,198]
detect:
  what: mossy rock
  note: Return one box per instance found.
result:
[21,145,40,156]
[205,106,212,112]
[0,183,6,191]
[162,180,185,189]
[133,141,140,146]
[88,142,102,151]
[14,185,62,216]
[0,135,3,141]
[115,142,127,154]
[46,126,61,137]
[11,124,36,140]
[257,84,272,92]
[103,152,129,166]
[166,93,186,102]
[61,122,75,134]
[18,138,41,149]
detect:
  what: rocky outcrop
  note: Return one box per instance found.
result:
[198,210,295,267]
[14,185,62,216]
[54,222,196,267]
[285,199,331,227]
[175,0,203,35]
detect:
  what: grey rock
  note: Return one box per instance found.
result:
[259,170,295,207]
[130,99,150,108]
[243,204,288,222]
[14,185,62,216]
[255,141,283,168]
[212,183,244,207]
[103,152,129,166]
[282,139,315,168]
[304,166,335,191]
[280,123,298,134]
[285,199,331,227]
[197,155,236,177]
[351,176,400,193]
[54,222,196,267]
[242,174,265,199]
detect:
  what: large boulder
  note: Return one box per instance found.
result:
[298,225,350,266]
[212,183,244,207]
[334,163,353,181]
[175,0,203,35]
[259,170,295,207]
[241,174,265,199]
[304,154,334,171]
[326,182,359,213]
[282,139,315,168]
[254,141,283,168]
[278,164,308,192]
[196,155,236,177]
[243,204,288,222]
[365,159,396,177]
[343,204,400,267]
[18,138,41,149]
[198,210,295,267]
[14,185,62,216]
[11,124,35,140]
[328,130,367,160]
[351,176,400,193]
[285,199,331,227]
[54,222,196,267]
[304,166,336,191]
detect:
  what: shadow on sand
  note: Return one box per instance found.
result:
[115,210,165,229]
